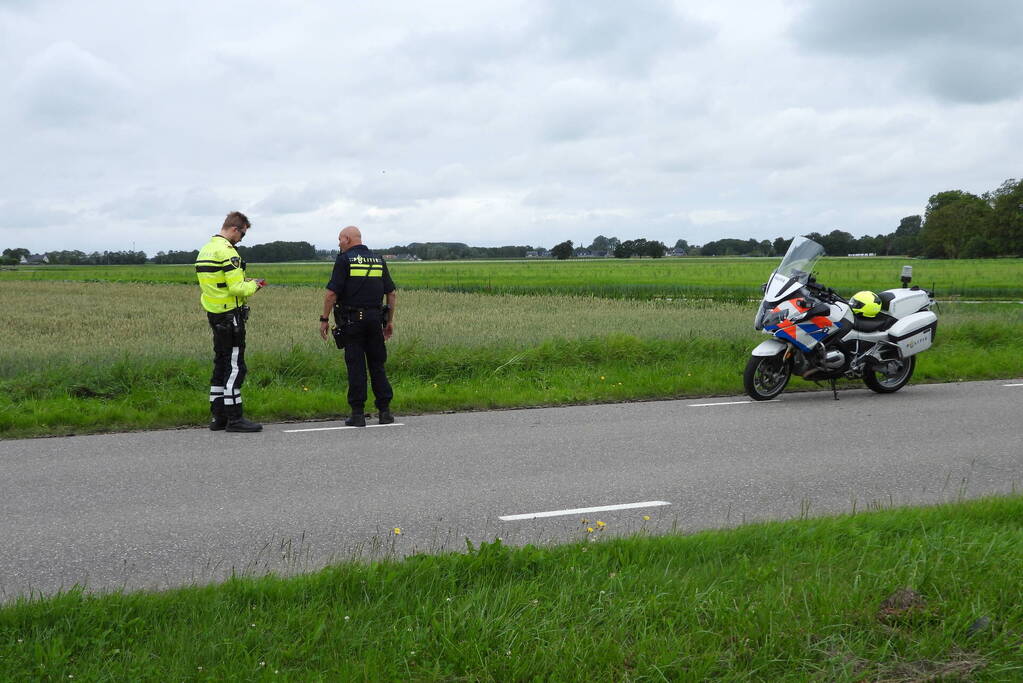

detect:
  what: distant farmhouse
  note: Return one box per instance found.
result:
[20,253,49,265]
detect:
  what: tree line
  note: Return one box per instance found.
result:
[382,242,535,260]
[1,248,148,265]
[554,178,1022,259]
[150,241,318,264]
[3,178,1020,264]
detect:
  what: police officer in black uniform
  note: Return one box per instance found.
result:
[319,226,396,427]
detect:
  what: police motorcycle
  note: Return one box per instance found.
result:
[745,236,938,401]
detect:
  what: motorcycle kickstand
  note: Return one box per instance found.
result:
[830,378,839,400]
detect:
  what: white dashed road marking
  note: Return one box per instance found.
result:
[1003,383,1023,387]
[688,400,755,407]
[284,423,405,433]
[500,500,671,521]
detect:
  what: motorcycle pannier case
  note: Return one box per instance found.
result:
[887,311,937,357]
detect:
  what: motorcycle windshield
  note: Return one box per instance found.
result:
[755,236,826,329]
[776,236,825,281]
[763,236,825,302]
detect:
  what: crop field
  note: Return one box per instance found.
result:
[3,255,1023,299]
[2,276,1022,438]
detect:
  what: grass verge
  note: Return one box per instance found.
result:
[2,282,1021,438]
[1,325,1020,439]
[2,495,1021,680]
[2,314,1022,439]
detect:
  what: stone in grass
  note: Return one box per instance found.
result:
[965,616,991,637]
[877,587,927,620]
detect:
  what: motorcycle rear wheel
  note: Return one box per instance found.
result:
[863,355,916,393]
[744,353,792,401]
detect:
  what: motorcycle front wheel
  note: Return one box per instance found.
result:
[744,353,792,401]
[863,355,916,393]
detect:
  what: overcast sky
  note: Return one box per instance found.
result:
[2,0,1021,255]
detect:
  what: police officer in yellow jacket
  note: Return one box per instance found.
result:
[195,211,266,432]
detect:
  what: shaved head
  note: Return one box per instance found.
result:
[338,225,363,251]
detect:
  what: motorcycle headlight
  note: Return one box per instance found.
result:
[762,309,786,327]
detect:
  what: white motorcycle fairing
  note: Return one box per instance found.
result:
[751,339,788,357]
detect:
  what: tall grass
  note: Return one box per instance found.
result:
[1,281,1021,437]
[1,495,1021,679]
[4,256,1023,299]
[0,282,750,366]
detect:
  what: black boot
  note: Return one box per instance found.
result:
[225,404,262,432]
[209,398,227,431]
[378,409,394,425]
[345,406,366,427]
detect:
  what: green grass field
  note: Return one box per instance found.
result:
[4,255,1023,299]
[2,495,1021,680]
[1,279,1021,438]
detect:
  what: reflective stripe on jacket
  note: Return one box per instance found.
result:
[195,235,259,312]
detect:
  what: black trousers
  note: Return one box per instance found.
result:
[207,309,247,412]
[342,317,392,411]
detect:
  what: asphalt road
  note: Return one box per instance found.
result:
[2,379,1021,601]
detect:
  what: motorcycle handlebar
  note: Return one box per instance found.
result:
[803,282,845,305]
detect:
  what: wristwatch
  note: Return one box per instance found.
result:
[319,316,330,322]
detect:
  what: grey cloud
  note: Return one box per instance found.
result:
[913,46,1023,104]
[792,0,1019,53]
[0,199,73,229]
[536,79,627,142]
[179,187,234,217]
[352,166,473,208]
[534,0,714,76]
[399,29,526,83]
[12,41,133,126]
[252,183,341,216]
[522,184,566,207]
[792,0,1023,103]
[101,186,235,221]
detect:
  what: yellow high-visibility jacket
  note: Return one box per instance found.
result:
[195,235,259,313]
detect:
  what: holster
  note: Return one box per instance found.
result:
[332,325,347,350]
[211,311,244,346]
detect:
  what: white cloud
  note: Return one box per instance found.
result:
[689,209,752,226]
[13,41,133,127]
[791,0,1023,103]
[0,0,1020,255]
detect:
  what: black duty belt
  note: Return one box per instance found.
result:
[337,305,382,322]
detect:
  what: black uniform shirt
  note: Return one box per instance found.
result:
[326,245,396,308]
